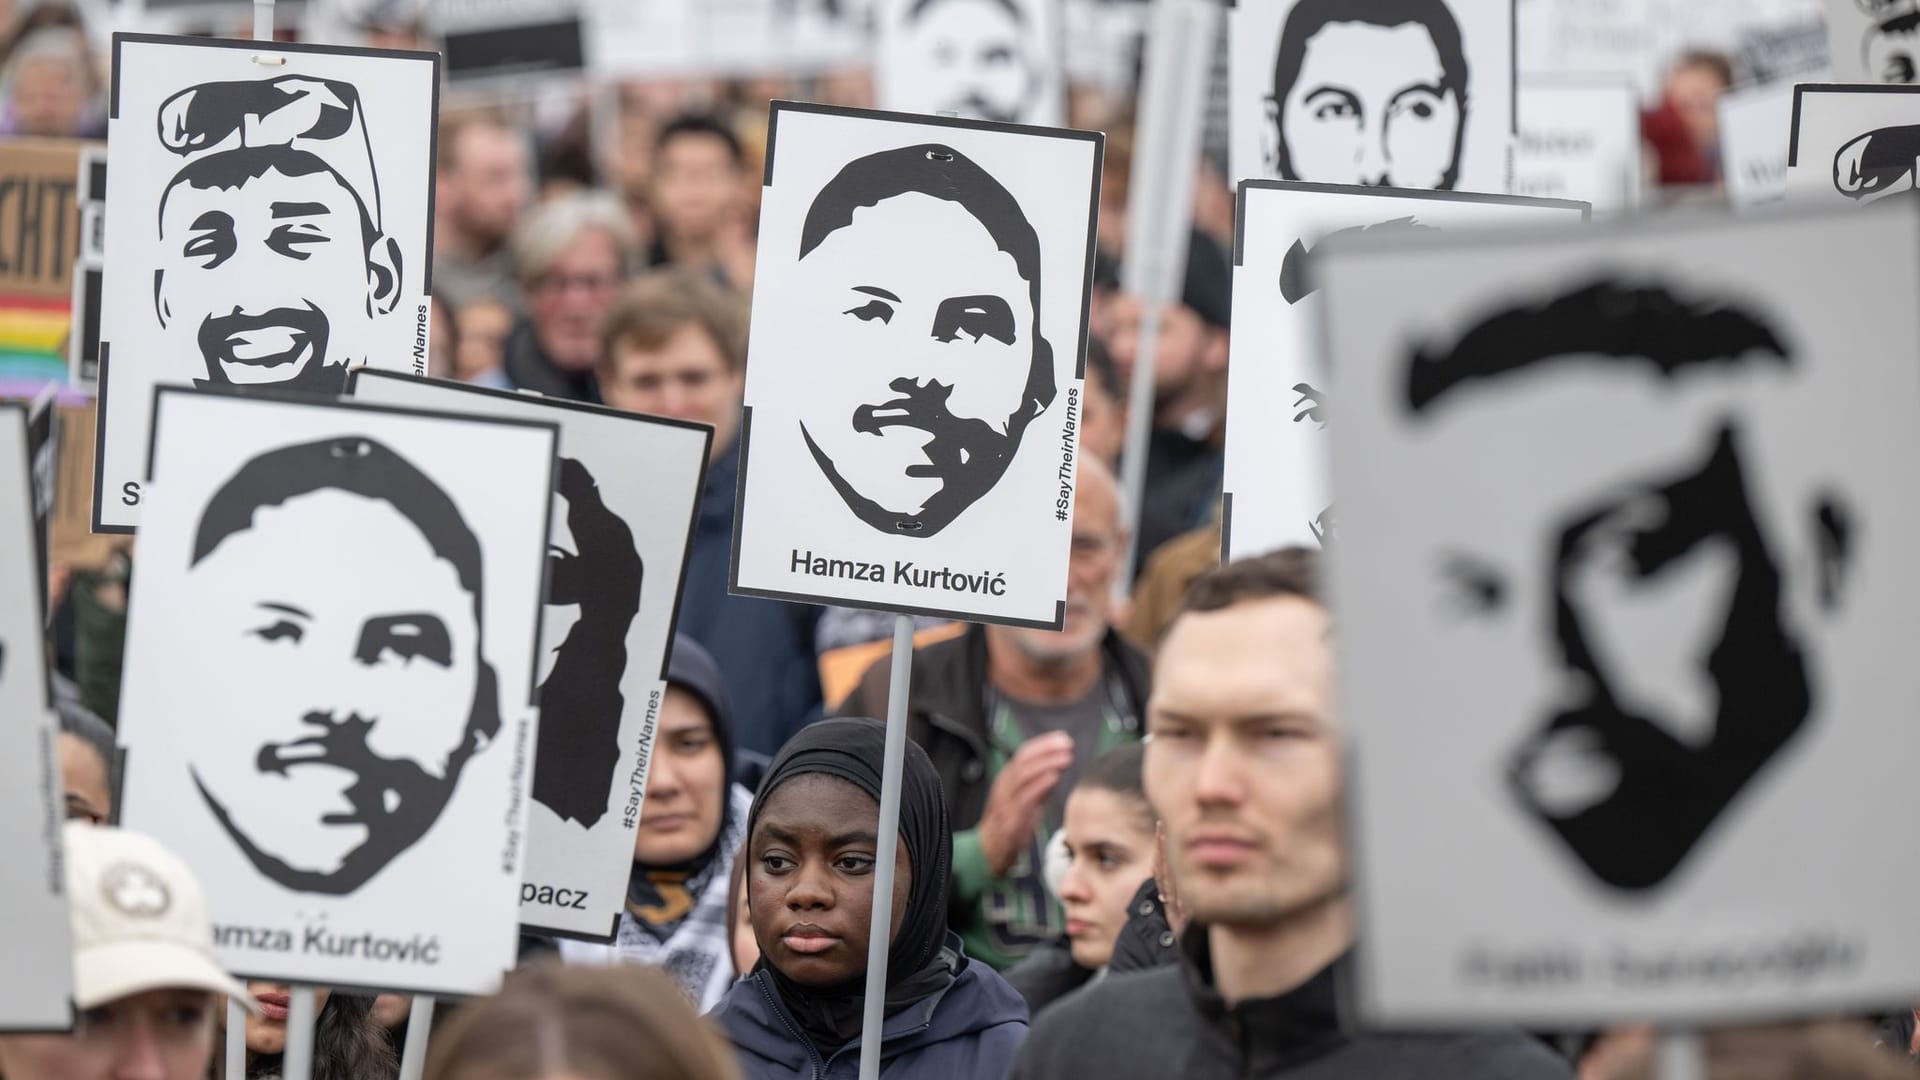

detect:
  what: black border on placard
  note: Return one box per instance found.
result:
[732,100,1099,632]
[1236,177,1593,221]
[98,34,444,532]
[729,408,1068,630]
[345,369,715,683]
[143,382,560,711]
[1218,491,1233,564]
[1787,82,1920,167]
[520,914,623,946]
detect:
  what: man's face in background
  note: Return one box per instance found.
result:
[157,162,393,390]
[906,0,1038,123]
[183,488,482,893]
[528,227,623,374]
[446,123,531,251]
[793,191,1039,536]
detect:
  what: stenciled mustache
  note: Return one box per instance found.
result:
[257,710,442,828]
[850,379,1008,478]
[942,92,1021,124]
[198,303,331,368]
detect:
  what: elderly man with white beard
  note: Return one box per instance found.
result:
[835,455,1149,972]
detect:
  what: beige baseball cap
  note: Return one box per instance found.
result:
[64,822,255,1010]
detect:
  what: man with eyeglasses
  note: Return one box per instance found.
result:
[500,191,639,402]
[836,455,1150,971]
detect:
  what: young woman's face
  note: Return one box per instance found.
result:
[1056,787,1156,970]
[243,982,334,1055]
[0,989,215,1080]
[749,774,912,987]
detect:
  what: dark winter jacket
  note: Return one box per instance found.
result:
[835,624,1151,832]
[500,318,601,403]
[1001,939,1094,1017]
[1106,877,1180,975]
[1013,931,1571,1079]
[708,935,1030,1079]
[676,438,824,759]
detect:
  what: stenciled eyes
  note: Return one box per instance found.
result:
[267,224,330,260]
[354,613,453,668]
[253,619,303,645]
[845,299,895,324]
[1441,552,1508,616]
[843,293,1019,346]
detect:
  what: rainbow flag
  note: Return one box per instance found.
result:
[0,292,70,386]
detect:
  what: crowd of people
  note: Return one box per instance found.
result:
[7,0,1915,1077]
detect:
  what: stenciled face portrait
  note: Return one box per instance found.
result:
[1866,11,1920,83]
[900,0,1041,123]
[1265,0,1470,189]
[151,77,404,393]
[791,143,1054,539]
[1405,280,1851,891]
[533,457,642,830]
[180,437,500,895]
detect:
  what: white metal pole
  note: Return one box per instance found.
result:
[1657,1029,1706,1080]
[224,997,246,1079]
[1113,0,1218,591]
[856,614,917,1080]
[280,986,317,1080]
[251,0,271,41]
[397,995,437,1080]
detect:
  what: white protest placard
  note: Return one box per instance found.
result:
[347,371,711,941]
[590,0,872,79]
[1319,201,1920,1023]
[0,401,73,1032]
[877,0,1065,127]
[1227,0,1514,193]
[116,388,554,994]
[433,0,587,86]
[1826,0,1920,83]
[1787,82,1920,203]
[1518,0,1823,95]
[94,35,439,533]
[1720,78,1804,209]
[69,144,106,389]
[732,102,1100,628]
[1513,76,1640,211]
[1221,181,1586,561]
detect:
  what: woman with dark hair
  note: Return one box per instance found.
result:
[423,963,739,1080]
[1001,742,1159,1016]
[218,983,396,1080]
[708,717,1028,1077]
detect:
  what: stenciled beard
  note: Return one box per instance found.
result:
[191,303,344,393]
[804,376,1022,539]
[195,708,460,896]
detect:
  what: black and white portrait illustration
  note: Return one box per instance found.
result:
[1228,0,1514,191]
[1221,181,1585,562]
[349,371,712,941]
[1317,204,1920,1023]
[733,103,1099,628]
[1788,84,1920,205]
[0,402,74,1032]
[115,389,552,994]
[878,0,1065,127]
[592,0,872,79]
[96,35,437,533]
[1826,0,1920,83]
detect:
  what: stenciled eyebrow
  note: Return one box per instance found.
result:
[1301,85,1361,105]
[852,285,902,302]
[270,201,331,219]
[1388,83,1447,107]
[257,601,311,619]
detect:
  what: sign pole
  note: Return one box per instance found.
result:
[224,997,246,1078]
[397,995,437,1080]
[857,614,917,1080]
[281,986,317,1080]
[1114,0,1218,592]
[252,0,271,42]
[1658,1029,1705,1080]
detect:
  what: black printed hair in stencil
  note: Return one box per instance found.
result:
[159,146,379,253]
[189,434,502,895]
[533,457,643,829]
[796,143,1056,538]
[1269,0,1470,189]
[1833,125,1920,200]
[1279,216,1436,305]
[909,0,1023,19]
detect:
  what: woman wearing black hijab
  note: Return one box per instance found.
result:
[708,717,1029,1078]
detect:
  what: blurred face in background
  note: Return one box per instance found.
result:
[528,227,624,373]
[446,123,531,251]
[651,131,743,253]
[0,989,216,1080]
[1056,786,1155,969]
[632,688,725,866]
[1664,61,1730,152]
[9,44,91,138]
[600,321,745,455]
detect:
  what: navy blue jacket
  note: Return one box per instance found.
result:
[676,438,824,759]
[709,937,1029,1079]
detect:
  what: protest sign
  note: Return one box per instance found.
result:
[590,0,871,79]
[69,144,104,389]
[1513,76,1640,211]
[1720,78,1803,209]
[1826,0,1918,83]
[1227,0,1515,192]
[1517,0,1823,94]
[95,35,439,532]
[1319,200,1920,1023]
[0,138,84,390]
[1221,180,1586,561]
[116,388,554,994]
[348,371,711,941]
[731,102,1101,628]
[876,0,1065,126]
[1787,82,1920,203]
[434,0,587,86]
[0,400,73,1031]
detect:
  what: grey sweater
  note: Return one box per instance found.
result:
[1012,933,1571,1080]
